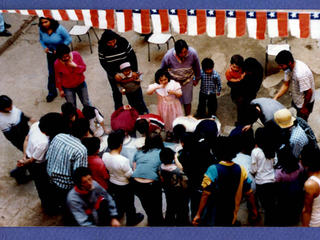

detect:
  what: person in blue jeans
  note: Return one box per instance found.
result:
[194,58,222,118]
[39,17,72,102]
[0,13,12,37]
[54,44,91,108]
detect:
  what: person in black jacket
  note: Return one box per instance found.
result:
[98,30,138,110]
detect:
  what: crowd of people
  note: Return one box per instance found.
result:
[1,16,320,227]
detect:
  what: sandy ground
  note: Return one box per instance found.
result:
[1,12,320,226]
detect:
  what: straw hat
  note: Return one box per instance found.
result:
[274,109,295,128]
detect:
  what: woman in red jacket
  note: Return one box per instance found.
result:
[54,44,91,108]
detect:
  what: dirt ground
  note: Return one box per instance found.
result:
[1,12,320,226]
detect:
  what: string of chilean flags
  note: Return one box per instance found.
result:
[0,9,319,39]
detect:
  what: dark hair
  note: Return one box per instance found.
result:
[242,57,261,73]
[72,167,92,188]
[108,130,124,150]
[173,124,186,140]
[99,29,120,44]
[142,132,164,153]
[201,58,214,69]
[155,68,171,84]
[230,54,244,67]
[0,95,12,111]
[56,44,71,59]
[39,112,68,140]
[70,118,90,139]
[174,39,188,54]
[276,146,300,174]
[61,102,78,118]
[160,147,175,165]
[135,119,149,135]
[248,105,260,124]
[82,137,100,156]
[38,17,59,33]
[275,50,294,65]
[255,127,276,159]
[82,106,100,119]
[215,136,237,162]
[301,146,320,172]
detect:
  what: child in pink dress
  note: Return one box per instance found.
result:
[147,69,183,132]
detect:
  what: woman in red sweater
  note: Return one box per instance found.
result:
[54,44,91,108]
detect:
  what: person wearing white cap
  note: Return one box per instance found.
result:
[274,109,308,158]
[114,62,148,115]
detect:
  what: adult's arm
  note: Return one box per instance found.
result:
[126,42,138,72]
[192,53,201,81]
[273,80,290,100]
[58,25,72,46]
[39,30,48,50]
[72,52,86,74]
[123,159,134,179]
[302,179,319,227]
[54,61,63,92]
[67,198,95,226]
[300,88,313,118]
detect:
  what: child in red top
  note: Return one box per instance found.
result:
[81,137,109,190]
[225,54,246,83]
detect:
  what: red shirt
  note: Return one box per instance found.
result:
[137,114,164,134]
[111,106,139,133]
[87,155,109,189]
[225,65,243,81]
[54,51,86,91]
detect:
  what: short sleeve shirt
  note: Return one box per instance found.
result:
[284,60,315,108]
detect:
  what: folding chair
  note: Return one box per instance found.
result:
[147,33,175,61]
[265,38,291,76]
[69,25,99,54]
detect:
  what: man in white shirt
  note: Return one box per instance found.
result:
[0,95,36,183]
[102,131,144,226]
[273,50,315,121]
[17,113,63,214]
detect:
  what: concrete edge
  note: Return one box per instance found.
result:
[0,15,37,56]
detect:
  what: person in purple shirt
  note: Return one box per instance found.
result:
[39,17,72,102]
[160,39,201,116]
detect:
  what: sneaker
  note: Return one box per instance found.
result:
[4,22,11,29]
[127,213,144,226]
[0,30,12,37]
[46,93,57,102]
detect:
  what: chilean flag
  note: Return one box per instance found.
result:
[169,9,187,34]
[132,9,151,34]
[66,10,84,21]
[206,10,225,37]
[150,9,169,33]
[115,10,132,32]
[187,9,206,36]
[311,12,320,39]
[97,10,115,29]
[226,10,246,38]
[267,11,288,37]
[246,11,266,40]
[50,10,69,21]
[289,12,309,38]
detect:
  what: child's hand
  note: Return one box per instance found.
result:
[167,89,173,95]
[132,72,140,79]
[124,104,131,110]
